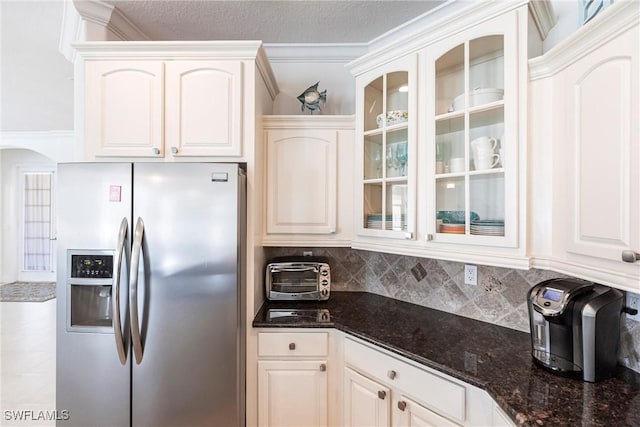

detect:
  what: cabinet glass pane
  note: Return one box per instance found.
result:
[469,36,504,109]
[386,128,408,178]
[435,44,464,115]
[364,134,383,179]
[363,183,383,229]
[386,72,409,124]
[470,174,505,236]
[385,182,408,231]
[436,116,464,174]
[364,77,383,132]
[436,177,465,234]
[469,107,504,171]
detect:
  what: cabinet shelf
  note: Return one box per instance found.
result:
[435,100,504,122]
[364,121,409,136]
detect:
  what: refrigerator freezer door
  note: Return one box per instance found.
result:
[56,163,132,427]
[131,163,242,427]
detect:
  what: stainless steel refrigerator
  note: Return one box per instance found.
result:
[56,163,245,427]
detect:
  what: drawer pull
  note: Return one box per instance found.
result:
[152,147,160,155]
[289,342,296,350]
[377,390,386,400]
[319,364,326,372]
[398,401,407,411]
[387,370,397,380]
[171,146,178,154]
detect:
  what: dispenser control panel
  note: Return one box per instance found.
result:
[71,254,113,278]
[533,286,567,315]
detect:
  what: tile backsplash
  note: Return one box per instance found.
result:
[264,247,640,374]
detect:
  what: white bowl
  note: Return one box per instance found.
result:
[450,88,504,112]
[376,110,408,128]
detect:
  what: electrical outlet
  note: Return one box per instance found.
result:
[627,292,639,320]
[464,264,477,286]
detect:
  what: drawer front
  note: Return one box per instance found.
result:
[344,338,465,423]
[258,332,329,357]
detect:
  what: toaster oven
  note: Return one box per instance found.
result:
[265,258,330,301]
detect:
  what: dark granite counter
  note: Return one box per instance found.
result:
[253,292,640,427]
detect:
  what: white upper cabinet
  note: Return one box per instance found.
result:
[85,61,165,157]
[165,61,243,157]
[355,55,418,242]
[529,2,640,291]
[349,5,531,268]
[262,116,354,247]
[423,11,520,249]
[76,42,278,161]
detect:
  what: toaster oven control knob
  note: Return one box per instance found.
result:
[321,289,328,297]
[321,279,328,286]
[321,269,329,276]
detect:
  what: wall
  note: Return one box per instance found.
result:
[265,247,640,374]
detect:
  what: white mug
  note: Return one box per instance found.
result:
[471,137,498,159]
[474,154,500,170]
[449,157,465,173]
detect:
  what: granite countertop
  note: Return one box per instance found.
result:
[253,292,640,427]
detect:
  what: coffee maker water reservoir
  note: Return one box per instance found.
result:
[527,278,624,382]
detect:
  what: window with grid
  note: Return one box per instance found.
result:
[23,172,54,271]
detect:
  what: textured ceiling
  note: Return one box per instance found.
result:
[102,1,446,43]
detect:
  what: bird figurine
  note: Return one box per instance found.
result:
[297,82,327,113]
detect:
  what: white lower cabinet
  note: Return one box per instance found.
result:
[257,331,330,427]
[343,336,495,427]
[258,360,328,427]
[254,329,514,427]
[344,367,391,427]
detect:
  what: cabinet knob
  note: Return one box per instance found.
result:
[387,370,397,380]
[397,401,407,411]
[426,234,434,241]
[319,364,326,372]
[377,390,386,400]
[404,232,413,240]
[622,250,640,263]
[152,147,160,155]
[288,342,296,350]
[171,146,178,154]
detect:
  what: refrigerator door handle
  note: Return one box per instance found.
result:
[130,217,145,364]
[113,217,129,365]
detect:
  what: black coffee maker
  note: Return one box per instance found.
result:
[527,278,623,382]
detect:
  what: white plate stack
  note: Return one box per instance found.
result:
[470,220,504,236]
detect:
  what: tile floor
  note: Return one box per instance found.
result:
[0,299,56,427]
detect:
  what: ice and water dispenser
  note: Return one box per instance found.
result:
[67,251,115,331]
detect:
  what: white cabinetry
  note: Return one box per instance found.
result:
[262,116,354,246]
[257,331,330,427]
[529,1,640,291]
[76,42,277,161]
[349,5,533,268]
[343,337,493,427]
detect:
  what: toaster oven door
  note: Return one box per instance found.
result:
[269,265,319,299]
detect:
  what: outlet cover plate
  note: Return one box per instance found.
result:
[464,264,477,286]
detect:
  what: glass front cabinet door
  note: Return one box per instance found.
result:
[356,55,417,240]
[423,12,519,248]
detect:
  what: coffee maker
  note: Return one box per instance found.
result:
[527,278,623,382]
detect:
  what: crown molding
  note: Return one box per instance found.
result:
[59,1,83,62]
[264,43,368,63]
[528,0,639,80]
[73,40,266,58]
[256,46,280,100]
[528,0,557,40]
[72,0,150,41]
[347,0,528,76]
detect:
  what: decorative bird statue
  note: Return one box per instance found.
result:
[297,82,327,113]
